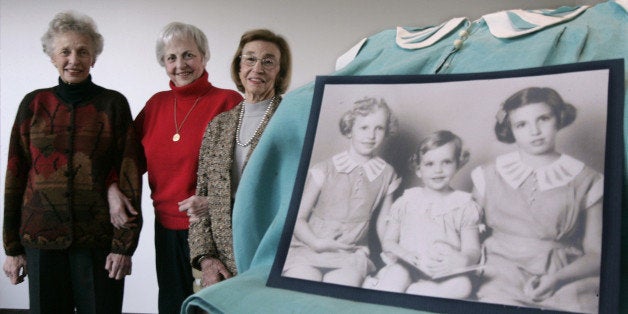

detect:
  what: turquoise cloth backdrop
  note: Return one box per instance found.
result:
[183,1,627,313]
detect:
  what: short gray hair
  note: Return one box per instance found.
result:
[155,22,210,67]
[41,11,104,59]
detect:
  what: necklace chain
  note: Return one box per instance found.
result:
[236,96,277,147]
[172,91,207,142]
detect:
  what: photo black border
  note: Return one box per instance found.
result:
[268,59,624,314]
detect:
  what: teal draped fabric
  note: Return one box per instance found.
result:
[183,1,627,313]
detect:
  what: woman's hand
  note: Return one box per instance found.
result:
[107,183,138,229]
[3,255,27,285]
[523,274,558,301]
[200,257,232,287]
[178,195,209,223]
[105,253,132,280]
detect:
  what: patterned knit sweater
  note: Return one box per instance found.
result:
[189,97,281,274]
[3,76,142,256]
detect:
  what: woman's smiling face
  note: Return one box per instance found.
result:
[163,36,205,87]
[50,31,95,84]
[238,40,281,102]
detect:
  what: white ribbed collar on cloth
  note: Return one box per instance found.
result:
[495,152,584,191]
[396,17,467,49]
[483,5,589,38]
[394,5,590,49]
[332,151,387,182]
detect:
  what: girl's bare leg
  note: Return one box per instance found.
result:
[324,268,364,287]
[366,263,412,292]
[407,275,473,299]
[283,265,323,282]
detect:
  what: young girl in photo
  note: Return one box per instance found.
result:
[282,97,401,287]
[366,130,482,299]
[472,87,603,313]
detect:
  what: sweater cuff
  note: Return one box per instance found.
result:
[105,169,119,187]
[192,252,218,270]
[5,247,26,257]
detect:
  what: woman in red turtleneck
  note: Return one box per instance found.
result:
[133,22,242,314]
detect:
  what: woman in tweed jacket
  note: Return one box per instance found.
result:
[186,29,292,288]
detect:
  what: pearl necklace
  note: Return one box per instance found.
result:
[236,96,277,147]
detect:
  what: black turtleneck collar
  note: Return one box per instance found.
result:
[53,75,104,104]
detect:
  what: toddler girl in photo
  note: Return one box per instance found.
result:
[282,97,400,287]
[367,130,482,299]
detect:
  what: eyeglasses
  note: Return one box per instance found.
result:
[239,55,278,70]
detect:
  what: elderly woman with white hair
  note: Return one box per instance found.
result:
[3,10,143,313]
[133,21,242,313]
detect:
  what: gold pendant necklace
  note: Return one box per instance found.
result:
[172,92,206,142]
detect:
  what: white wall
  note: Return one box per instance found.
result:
[0,0,602,312]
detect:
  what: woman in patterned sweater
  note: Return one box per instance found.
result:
[2,11,142,313]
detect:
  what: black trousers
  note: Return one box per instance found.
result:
[155,221,194,314]
[25,247,124,314]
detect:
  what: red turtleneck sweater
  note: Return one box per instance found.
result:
[135,71,242,230]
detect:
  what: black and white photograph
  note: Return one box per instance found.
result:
[269,60,624,314]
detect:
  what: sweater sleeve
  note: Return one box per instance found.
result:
[3,94,35,256]
[133,105,148,175]
[189,118,221,269]
[109,92,143,255]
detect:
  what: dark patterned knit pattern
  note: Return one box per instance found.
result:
[3,76,142,256]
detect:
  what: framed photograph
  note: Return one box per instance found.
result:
[268,60,624,314]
